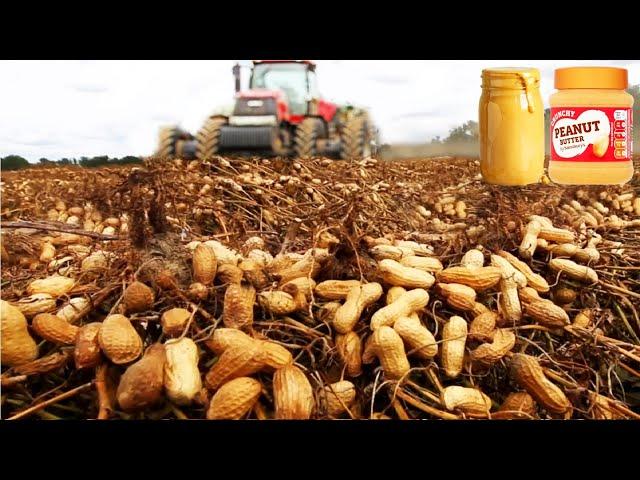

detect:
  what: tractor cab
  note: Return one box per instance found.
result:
[247,60,318,116]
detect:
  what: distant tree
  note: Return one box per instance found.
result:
[117,155,142,165]
[1,155,30,170]
[444,120,478,144]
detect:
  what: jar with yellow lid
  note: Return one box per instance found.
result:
[479,68,544,186]
[549,67,634,185]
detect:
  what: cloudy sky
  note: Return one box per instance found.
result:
[1,60,638,161]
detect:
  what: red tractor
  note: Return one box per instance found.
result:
[154,60,378,160]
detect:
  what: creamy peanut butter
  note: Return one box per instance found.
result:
[549,67,634,185]
[479,68,544,186]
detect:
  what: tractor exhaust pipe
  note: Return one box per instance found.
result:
[232,63,241,94]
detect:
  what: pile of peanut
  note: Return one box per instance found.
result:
[2,207,635,419]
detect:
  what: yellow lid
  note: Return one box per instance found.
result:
[555,67,628,89]
[482,67,540,89]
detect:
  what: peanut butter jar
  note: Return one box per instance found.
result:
[549,67,634,185]
[479,68,545,186]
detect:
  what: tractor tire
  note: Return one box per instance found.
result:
[155,126,181,158]
[196,117,227,160]
[340,116,372,160]
[294,118,324,159]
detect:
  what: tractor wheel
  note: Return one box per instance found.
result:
[196,117,227,160]
[294,118,324,159]
[155,126,181,158]
[340,116,372,160]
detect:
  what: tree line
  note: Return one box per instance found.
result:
[0,155,143,171]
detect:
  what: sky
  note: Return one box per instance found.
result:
[1,60,638,162]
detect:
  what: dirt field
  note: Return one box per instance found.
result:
[1,155,639,420]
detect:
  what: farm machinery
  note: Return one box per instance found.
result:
[154,60,378,160]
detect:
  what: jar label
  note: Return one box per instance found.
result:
[550,107,632,162]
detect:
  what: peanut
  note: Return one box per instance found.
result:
[161,308,191,337]
[572,309,593,329]
[469,311,497,341]
[206,328,255,355]
[399,255,443,273]
[493,392,537,419]
[498,276,522,324]
[519,220,541,259]
[32,313,79,345]
[437,283,476,311]
[12,293,56,319]
[273,250,323,284]
[27,275,75,298]
[441,316,467,378]
[497,250,549,293]
[461,249,484,269]
[258,289,306,316]
[333,283,383,334]
[273,364,315,419]
[117,344,166,412]
[317,301,341,324]
[369,245,406,261]
[193,244,217,285]
[56,297,90,324]
[549,258,598,284]
[205,343,266,391]
[164,338,202,406]
[393,316,438,359]
[203,240,241,266]
[0,300,39,367]
[470,328,515,366]
[216,264,244,284]
[223,282,256,330]
[539,226,575,244]
[322,380,356,417]
[98,314,143,365]
[74,322,102,369]
[552,287,576,305]
[378,259,435,289]
[207,377,262,420]
[528,215,553,228]
[509,353,572,415]
[441,385,492,418]
[490,254,527,287]
[436,266,501,291]
[471,302,489,317]
[550,243,579,258]
[258,340,293,370]
[238,259,269,289]
[123,281,155,314]
[280,277,316,299]
[370,288,429,330]
[368,326,410,379]
[393,240,434,256]
[521,292,570,329]
[39,242,56,262]
[315,280,362,300]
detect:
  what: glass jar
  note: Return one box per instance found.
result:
[548,67,634,185]
[479,68,544,186]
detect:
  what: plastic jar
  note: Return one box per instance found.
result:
[479,67,544,186]
[549,67,634,185]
